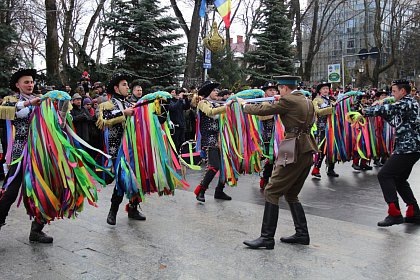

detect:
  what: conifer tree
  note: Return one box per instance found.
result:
[103,0,183,86]
[244,0,293,86]
[208,49,244,89]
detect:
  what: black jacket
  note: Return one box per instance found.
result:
[71,105,93,142]
[168,97,190,128]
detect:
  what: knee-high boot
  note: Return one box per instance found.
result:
[280,202,310,245]
[243,201,279,249]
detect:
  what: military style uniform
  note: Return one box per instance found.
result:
[364,93,420,226]
[243,83,318,250]
[244,91,318,204]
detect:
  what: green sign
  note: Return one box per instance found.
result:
[329,73,340,82]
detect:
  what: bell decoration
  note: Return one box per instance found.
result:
[203,22,226,53]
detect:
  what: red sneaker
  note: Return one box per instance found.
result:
[311,167,321,178]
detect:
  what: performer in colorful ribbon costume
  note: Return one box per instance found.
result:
[242,76,318,249]
[114,90,188,199]
[351,93,374,171]
[0,69,52,242]
[97,73,146,225]
[0,69,108,243]
[363,80,420,227]
[194,81,234,202]
[311,82,339,178]
[372,89,393,166]
[219,89,267,187]
[258,82,278,189]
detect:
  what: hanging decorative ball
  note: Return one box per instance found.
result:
[203,22,226,53]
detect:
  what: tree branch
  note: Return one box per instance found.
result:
[170,0,190,38]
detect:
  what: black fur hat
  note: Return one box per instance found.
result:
[9,69,37,92]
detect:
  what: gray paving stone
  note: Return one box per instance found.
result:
[1,169,420,280]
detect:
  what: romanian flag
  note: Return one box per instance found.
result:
[215,0,231,29]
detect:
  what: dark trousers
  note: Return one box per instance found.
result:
[314,130,334,170]
[0,163,23,224]
[262,143,273,180]
[110,159,140,211]
[172,126,185,153]
[200,147,223,189]
[378,152,420,205]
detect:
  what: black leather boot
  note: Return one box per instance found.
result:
[214,183,232,200]
[243,201,279,249]
[194,185,206,202]
[29,221,53,243]
[405,204,420,224]
[127,203,146,221]
[378,202,404,227]
[327,163,339,177]
[107,206,118,225]
[360,160,373,170]
[280,202,310,245]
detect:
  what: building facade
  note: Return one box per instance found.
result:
[301,0,406,88]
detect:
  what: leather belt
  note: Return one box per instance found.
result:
[285,127,311,134]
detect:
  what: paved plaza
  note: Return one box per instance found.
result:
[0,162,419,280]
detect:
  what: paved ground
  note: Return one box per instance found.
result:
[0,161,419,280]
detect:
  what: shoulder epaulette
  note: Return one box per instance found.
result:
[0,95,19,120]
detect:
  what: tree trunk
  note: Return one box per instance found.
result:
[61,0,75,84]
[45,0,60,84]
[76,0,106,69]
[183,0,202,87]
[303,0,319,81]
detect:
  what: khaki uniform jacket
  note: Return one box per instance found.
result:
[243,91,318,155]
[243,91,318,204]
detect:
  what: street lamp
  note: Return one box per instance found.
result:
[294,60,301,75]
[358,65,365,73]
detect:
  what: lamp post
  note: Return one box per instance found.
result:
[294,60,301,75]
[341,51,378,90]
[358,65,364,88]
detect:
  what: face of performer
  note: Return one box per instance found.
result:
[320,86,330,97]
[411,89,417,97]
[16,75,34,95]
[391,85,407,101]
[115,80,129,97]
[379,93,387,100]
[265,87,277,97]
[208,88,219,100]
[132,86,143,98]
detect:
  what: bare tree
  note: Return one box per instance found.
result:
[60,0,75,83]
[239,0,263,65]
[362,0,418,86]
[45,0,60,82]
[170,0,202,87]
[299,0,356,81]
